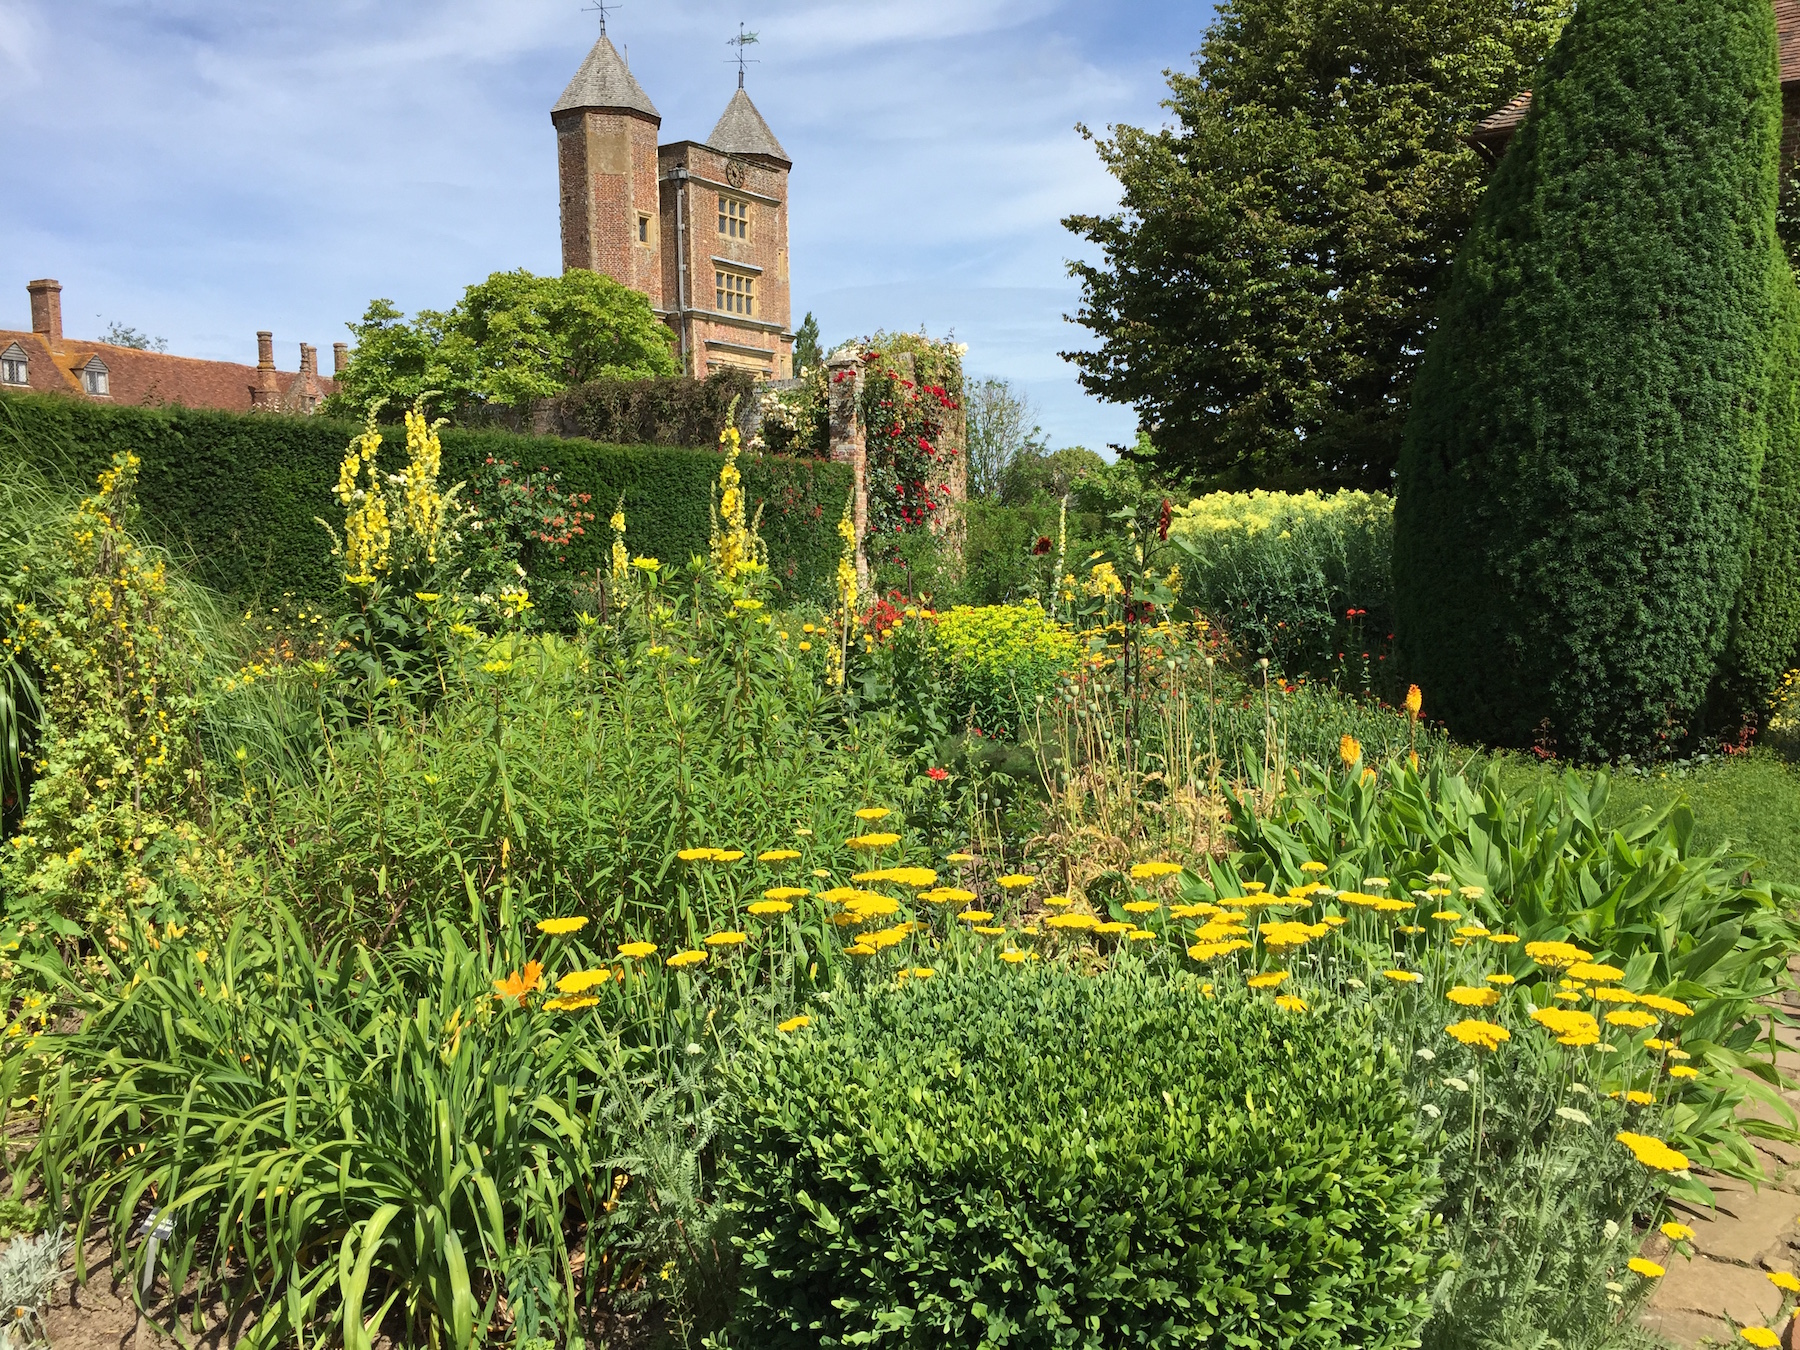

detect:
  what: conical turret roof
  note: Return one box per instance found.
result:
[553,35,659,119]
[706,87,789,164]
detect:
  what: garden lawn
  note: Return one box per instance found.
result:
[1484,749,1800,887]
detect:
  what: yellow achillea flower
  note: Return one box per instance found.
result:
[557,969,611,994]
[536,917,589,936]
[747,900,792,917]
[1531,1006,1600,1046]
[1628,1258,1664,1279]
[713,850,746,862]
[910,967,936,978]
[1661,1222,1695,1242]
[1567,962,1625,983]
[543,994,600,1012]
[1247,971,1289,990]
[1525,940,1592,969]
[1446,986,1499,1007]
[844,943,875,957]
[1768,1272,1800,1293]
[1609,1090,1655,1106]
[1170,902,1219,919]
[1123,901,1160,914]
[957,911,995,924]
[1043,895,1074,908]
[1188,939,1253,960]
[1636,993,1695,1017]
[760,849,802,862]
[1130,860,1184,879]
[1384,970,1424,984]
[1486,973,1517,986]
[1589,986,1639,1004]
[778,1015,810,1033]
[618,942,658,959]
[997,874,1037,889]
[855,807,892,821]
[1093,921,1134,936]
[1607,1009,1658,1029]
[678,847,721,862]
[1668,1049,1691,1060]
[666,950,708,969]
[1262,920,1330,949]
[1047,913,1099,931]
[1300,860,1329,874]
[1669,1065,1700,1079]
[1397,924,1425,934]
[921,887,977,905]
[705,931,748,947]
[1455,925,1491,939]
[1616,1131,1689,1172]
[847,833,901,849]
[1742,1330,1780,1349]
[946,852,977,863]
[763,887,811,902]
[972,926,1007,936]
[1126,930,1156,942]
[1000,950,1027,963]
[1430,911,1462,922]
[1445,1019,1510,1050]
[1487,933,1521,945]
[854,867,938,888]
[1275,995,1308,1012]
[1241,880,1268,893]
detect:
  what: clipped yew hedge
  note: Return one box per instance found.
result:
[1394,0,1798,759]
[719,965,1436,1349]
[0,390,850,607]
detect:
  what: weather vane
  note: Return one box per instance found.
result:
[582,0,620,36]
[727,24,760,89]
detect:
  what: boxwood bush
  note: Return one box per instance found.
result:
[716,964,1437,1349]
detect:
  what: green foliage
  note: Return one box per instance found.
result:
[792,313,823,376]
[1170,489,1394,688]
[927,603,1081,737]
[1394,0,1792,759]
[550,368,760,450]
[0,390,851,612]
[717,963,1437,1349]
[963,376,1046,500]
[1228,759,1800,1180]
[753,366,830,461]
[11,901,639,1350]
[324,269,680,422]
[1065,0,1567,489]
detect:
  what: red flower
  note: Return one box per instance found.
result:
[1158,498,1171,542]
[927,767,949,782]
[1033,536,1052,555]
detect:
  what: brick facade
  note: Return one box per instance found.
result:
[554,36,794,383]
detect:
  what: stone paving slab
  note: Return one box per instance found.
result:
[1652,1253,1786,1325]
[1668,1178,1800,1267]
[1641,1305,1731,1347]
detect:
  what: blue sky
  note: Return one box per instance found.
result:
[0,0,1206,451]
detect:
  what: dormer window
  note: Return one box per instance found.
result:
[0,344,26,387]
[81,357,110,397]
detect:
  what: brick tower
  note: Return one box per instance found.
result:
[553,34,664,305]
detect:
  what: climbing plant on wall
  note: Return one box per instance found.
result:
[856,333,965,551]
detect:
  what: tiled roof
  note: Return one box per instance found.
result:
[0,331,334,412]
[553,34,659,120]
[706,88,790,165]
[1473,1,1800,152]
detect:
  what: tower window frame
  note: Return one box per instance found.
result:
[715,269,755,317]
[0,344,26,387]
[638,214,650,244]
[718,195,749,240]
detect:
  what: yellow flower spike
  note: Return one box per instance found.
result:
[778,1015,811,1033]
[536,917,589,936]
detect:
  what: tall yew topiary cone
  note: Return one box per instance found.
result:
[1394,0,1800,760]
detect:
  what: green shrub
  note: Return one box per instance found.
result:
[1170,489,1393,686]
[1394,0,1792,759]
[0,391,850,612]
[541,368,760,449]
[717,963,1437,1349]
[927,603,1080,735]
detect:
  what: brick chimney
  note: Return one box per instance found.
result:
[27,279,63,350]
[333,342,349,374]
[299,343,316,377]
[252,331,280,409]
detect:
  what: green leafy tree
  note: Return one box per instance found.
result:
[326,269,679,422]
[1064,0,1568,490]
[792,312,823,376]
[1394,0,1797,760]
[965,377,1047,499]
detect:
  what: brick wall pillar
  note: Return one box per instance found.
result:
[825,349,868,593]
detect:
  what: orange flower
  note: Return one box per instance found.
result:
[1404,684,1422,718]
[494,960,544,1007]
